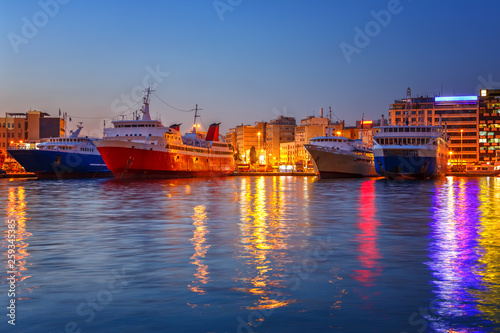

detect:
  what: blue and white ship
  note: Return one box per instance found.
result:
[373,88,449,179]
[373,124,449,179]
[7,123,112,179]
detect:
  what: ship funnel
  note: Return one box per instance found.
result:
[205,123,220,141]
[169,123,181,132]
[70,122,84,138]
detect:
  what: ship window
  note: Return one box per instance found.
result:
[410,128,415,132]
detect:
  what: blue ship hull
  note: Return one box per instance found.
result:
[374,155,440,179]
[7,149,112,179]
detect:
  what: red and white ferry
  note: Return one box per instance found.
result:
[94,88,235,178]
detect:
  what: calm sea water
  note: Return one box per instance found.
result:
[1,175,500,333]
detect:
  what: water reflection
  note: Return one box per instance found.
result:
[189,204,209,294]
[475,177,500,327]
[428,177,496,331]
[353,180,381,288]
[4,186,32,299]
[236,177,296,312]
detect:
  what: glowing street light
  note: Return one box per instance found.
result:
[337,131,341,136]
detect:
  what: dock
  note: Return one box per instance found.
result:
[1,173,37,179]
[232,172,317,177]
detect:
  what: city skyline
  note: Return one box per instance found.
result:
[1,0,499,136]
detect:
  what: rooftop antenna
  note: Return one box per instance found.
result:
[360,112,364,141]
[405,87,411,126]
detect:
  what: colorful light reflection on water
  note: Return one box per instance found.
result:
[1,176,500,332]
[427,177,500,332]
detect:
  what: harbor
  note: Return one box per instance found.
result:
[2,1,500,332]
[2,175,500,332]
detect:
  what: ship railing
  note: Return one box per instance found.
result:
[305,144,347,154]
[7,143,38,150]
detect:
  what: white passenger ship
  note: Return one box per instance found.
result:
[304,135,376,178]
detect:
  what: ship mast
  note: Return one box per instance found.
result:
[141,87,154,121]
[405,87,412,126]
[192,104,203,133]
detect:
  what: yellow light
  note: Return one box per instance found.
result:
[337,131,341,136]
[481,89,487,97]
[461,129,463,133]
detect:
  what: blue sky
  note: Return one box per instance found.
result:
[1,0,499,136]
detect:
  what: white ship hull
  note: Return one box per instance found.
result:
[305,144,377,178]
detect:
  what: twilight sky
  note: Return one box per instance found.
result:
[1,0,499,136]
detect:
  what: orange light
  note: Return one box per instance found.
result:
[361,120,373,125]
[20,140,23,144]
[10,141,13,144]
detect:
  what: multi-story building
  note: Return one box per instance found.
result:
[226,121,266,164]
[294,116,329,164]
[265,116,296,164]
[479,89,500,163]
[388,95,479,166]
[279,141,296,165]
[1,110,65,152]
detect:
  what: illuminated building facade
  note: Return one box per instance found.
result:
[265,116,296,165]
[1,110,65,154]
[226,121,266,163]
[294,116,329,164]
[388,95,479,165]
[478,89,500,163]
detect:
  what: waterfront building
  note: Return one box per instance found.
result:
[226,121,266,164]
[294,116,330,165]
[265,116,296,165]
[279,141,296,165]
[1,110,65,154]
[479,89,500,163]
[388,95,479,166]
